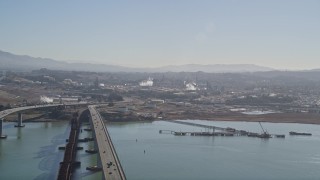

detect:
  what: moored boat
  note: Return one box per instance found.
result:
[289,131,312,136]
[86,166,102,171]
[258,132,272,139]
[275,134,285,138]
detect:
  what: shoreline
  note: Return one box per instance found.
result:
[4,118,320,125]
[162,112,320,125]
[163,118,320,125]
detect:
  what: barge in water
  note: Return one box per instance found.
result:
[289,131,312,136]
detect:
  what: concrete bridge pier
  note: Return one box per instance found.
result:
[0,118,8,139]
[14,112,25,127]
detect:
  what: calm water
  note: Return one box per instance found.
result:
[0,121,102,180]
[0,122,68,179]
[109,120,320,180]
[1,120,320,180]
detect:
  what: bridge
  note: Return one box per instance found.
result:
[0,103,126,179]
[0,103,88,138]
[88,105,126,180]
[0,102,88,119]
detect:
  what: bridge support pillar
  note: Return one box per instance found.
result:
[0,118,7,139]
[14,112,25,127]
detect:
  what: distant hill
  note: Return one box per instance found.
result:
[0,50,131,72]
[0,50,274,73]
[154,64,274,73]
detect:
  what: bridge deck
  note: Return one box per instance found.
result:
[0,102,88,119]
[88,106,126,180]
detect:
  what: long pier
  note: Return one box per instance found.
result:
[88,105,126,180]
[165,120,285,138]
[168,120,226,131]
[159,130,234,136]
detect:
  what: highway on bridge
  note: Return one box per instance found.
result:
[88,105,126,180]
[0,102,88,119]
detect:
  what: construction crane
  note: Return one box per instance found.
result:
[258,122,271,138]
[259,122,267,133]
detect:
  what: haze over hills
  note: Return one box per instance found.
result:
[0,50,275,73]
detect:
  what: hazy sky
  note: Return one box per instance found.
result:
[0,0,319,69]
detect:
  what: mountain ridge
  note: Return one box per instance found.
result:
[0,50,275,73]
